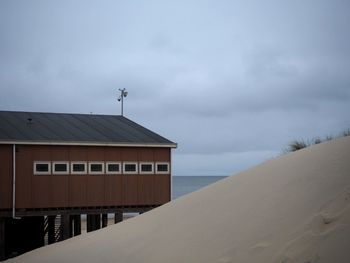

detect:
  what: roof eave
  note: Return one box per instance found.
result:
[0,140,178,148]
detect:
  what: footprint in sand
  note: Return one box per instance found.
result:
[273,231,321,263]
[249,241,270,254]
[311,185,350,235]
[274,186,350,263]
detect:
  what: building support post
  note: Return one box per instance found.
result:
[0,218,5,261]
[102,214,108,228]
[86,215,93,232]
[114,212,123,224]
[47,215,56,244]
[86,215,90,232]
[60,215,70,241]
[69,216,74,238]
[73,215,81,236]
[87,214,101,232]
[94,214,101,230]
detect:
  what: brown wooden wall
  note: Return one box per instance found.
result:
[0,145,171,210]
[0,145,12,209]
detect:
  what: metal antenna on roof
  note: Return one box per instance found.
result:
[117,88,128,116]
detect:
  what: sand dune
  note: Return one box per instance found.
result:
[8,136,350,263]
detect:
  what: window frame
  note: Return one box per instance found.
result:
[155,162,170,174]
[123,162,138,174]
[88,161,105,175]
[139,162,154,174]
[71,161,87,175]
[106,161,122,175]
[52,161,69,175]
[33,161,51,175]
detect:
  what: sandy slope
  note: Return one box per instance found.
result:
[8,136,350,263]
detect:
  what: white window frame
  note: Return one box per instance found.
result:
[139,162,154,174]
[52,161,69,175]
[123,162,138,174]
[71,161,87,175]
[88,161,105,175]
[155,162,170,174]
[106,162,121,175]
[33,161,51,175]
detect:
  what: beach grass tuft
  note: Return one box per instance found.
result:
[285,129,350,152]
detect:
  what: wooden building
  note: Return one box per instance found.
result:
[0,110,177,260]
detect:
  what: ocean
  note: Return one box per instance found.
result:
[172,176,227,200]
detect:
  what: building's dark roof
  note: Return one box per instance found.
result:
[0,111,176,147]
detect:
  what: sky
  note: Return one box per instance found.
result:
[0,0,349,176]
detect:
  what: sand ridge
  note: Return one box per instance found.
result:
[7,136,350,263]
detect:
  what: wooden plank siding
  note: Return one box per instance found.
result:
[0,145,171,210]
[0,145,12,209]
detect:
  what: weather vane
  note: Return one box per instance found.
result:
[117,88,128,116]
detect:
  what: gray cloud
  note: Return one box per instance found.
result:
[1,0,349,175]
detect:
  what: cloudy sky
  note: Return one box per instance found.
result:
[0,0,349,176]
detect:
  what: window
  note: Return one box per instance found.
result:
[123,162,138,174]
[139,162,154,174]
[156,162,170,174]
[71,162,87,174]
[34,161,51,175]
[89,162,104,174]
[53,162,69,175]
[106,162,121,174]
